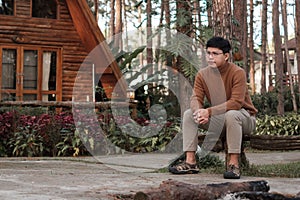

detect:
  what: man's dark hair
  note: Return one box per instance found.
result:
[206,36,231,53]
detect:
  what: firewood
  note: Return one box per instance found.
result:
[133,179,270,200]
[233,191,300,200]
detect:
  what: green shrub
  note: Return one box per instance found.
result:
[8,126,46,157]
[0,106,181,156]
[0,108,88,157]
[3,99,300,158]
[104,115,180,153]
[255,113,300,136]
[251,88,300,116]
[0,106,50,116]
[251,92,278,116]
[56,128,88,156]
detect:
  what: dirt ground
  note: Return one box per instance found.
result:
[0,153,300,200]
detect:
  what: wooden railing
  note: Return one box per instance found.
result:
[0,101,111,109]
[268,74,298,89]
[0,100,138,118]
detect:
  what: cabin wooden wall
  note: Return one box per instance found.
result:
[0,0,116,101]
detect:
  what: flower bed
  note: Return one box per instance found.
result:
[252,113,300,150]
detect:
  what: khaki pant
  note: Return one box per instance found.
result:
[182,108,256,154]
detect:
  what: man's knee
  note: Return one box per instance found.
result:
[225,110,242,124]
[183,109,193,122]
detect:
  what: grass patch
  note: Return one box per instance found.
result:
[159,152,300,178]
[201,162,300,178]
[243,162,300,178]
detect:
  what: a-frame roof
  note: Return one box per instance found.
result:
[65,0,127,97]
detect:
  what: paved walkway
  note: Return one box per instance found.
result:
[0,151,300,199]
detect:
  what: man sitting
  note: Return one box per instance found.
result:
[169,36,257,179]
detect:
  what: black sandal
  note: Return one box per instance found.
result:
[223,164,240,179]
[169,162,199,174]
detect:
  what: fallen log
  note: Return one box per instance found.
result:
[233,191,300,200]
[133,179,270,200]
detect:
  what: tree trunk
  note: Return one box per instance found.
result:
[164,0,172,68]
[249,0,255,95]
[146,0,153,71]
[242,1,248,76]
[232,0,247,72]
[164,0,171,40]
[115,0,123,50]
[154,0,164,65]
[123,0,129,51]
[207,1,213,28]
[296,0,300,103]
[132,180,270,200]
[260,0,267,94]
[109,0,115,37]
[193,0,201,54]
[273,0,285,115]
[164,0,174,95]
[137,2,144,68]
[281,0,297,112]
[94,0,98,21]
[196,0,206,67]
[212,0,232,41]
[176,0,193,112]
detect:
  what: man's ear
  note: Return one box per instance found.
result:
[225,53,230,61]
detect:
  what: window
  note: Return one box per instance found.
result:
[32,0,57,19]
[0,46,62,101]
[1,48,16,101]
[0,0,14,15]
[23,50,38,90]
[42,51,57,101]
[2,49,16,90]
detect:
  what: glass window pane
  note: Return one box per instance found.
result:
[1,93,15,101]
[32,0,57,19]
[23,94,37,101]
[23,50,37,90]
[2,48,16,89]
[42,51,56,91]
[0,0,14,15]
[42,94,56,101]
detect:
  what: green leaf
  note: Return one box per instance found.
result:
[270,120,275,127]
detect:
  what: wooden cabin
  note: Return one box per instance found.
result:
[0,0,126,103]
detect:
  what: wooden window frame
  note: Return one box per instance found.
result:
[30,0,60,20]
[0,45,62,102]
[0,0,16,16]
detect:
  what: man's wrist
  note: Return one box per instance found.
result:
[207,108,212,117]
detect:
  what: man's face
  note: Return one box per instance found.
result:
[205,47,229,68]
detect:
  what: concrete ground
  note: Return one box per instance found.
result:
[0,151,300,200]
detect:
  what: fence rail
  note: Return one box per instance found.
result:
[0,100,138,117]
[269,74,299,88]
[0,101,112,108]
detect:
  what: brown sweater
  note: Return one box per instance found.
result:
[190,62,258,116]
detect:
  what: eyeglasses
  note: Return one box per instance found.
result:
[206,51,224,57]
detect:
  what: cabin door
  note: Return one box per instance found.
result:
[0,46,62,101]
